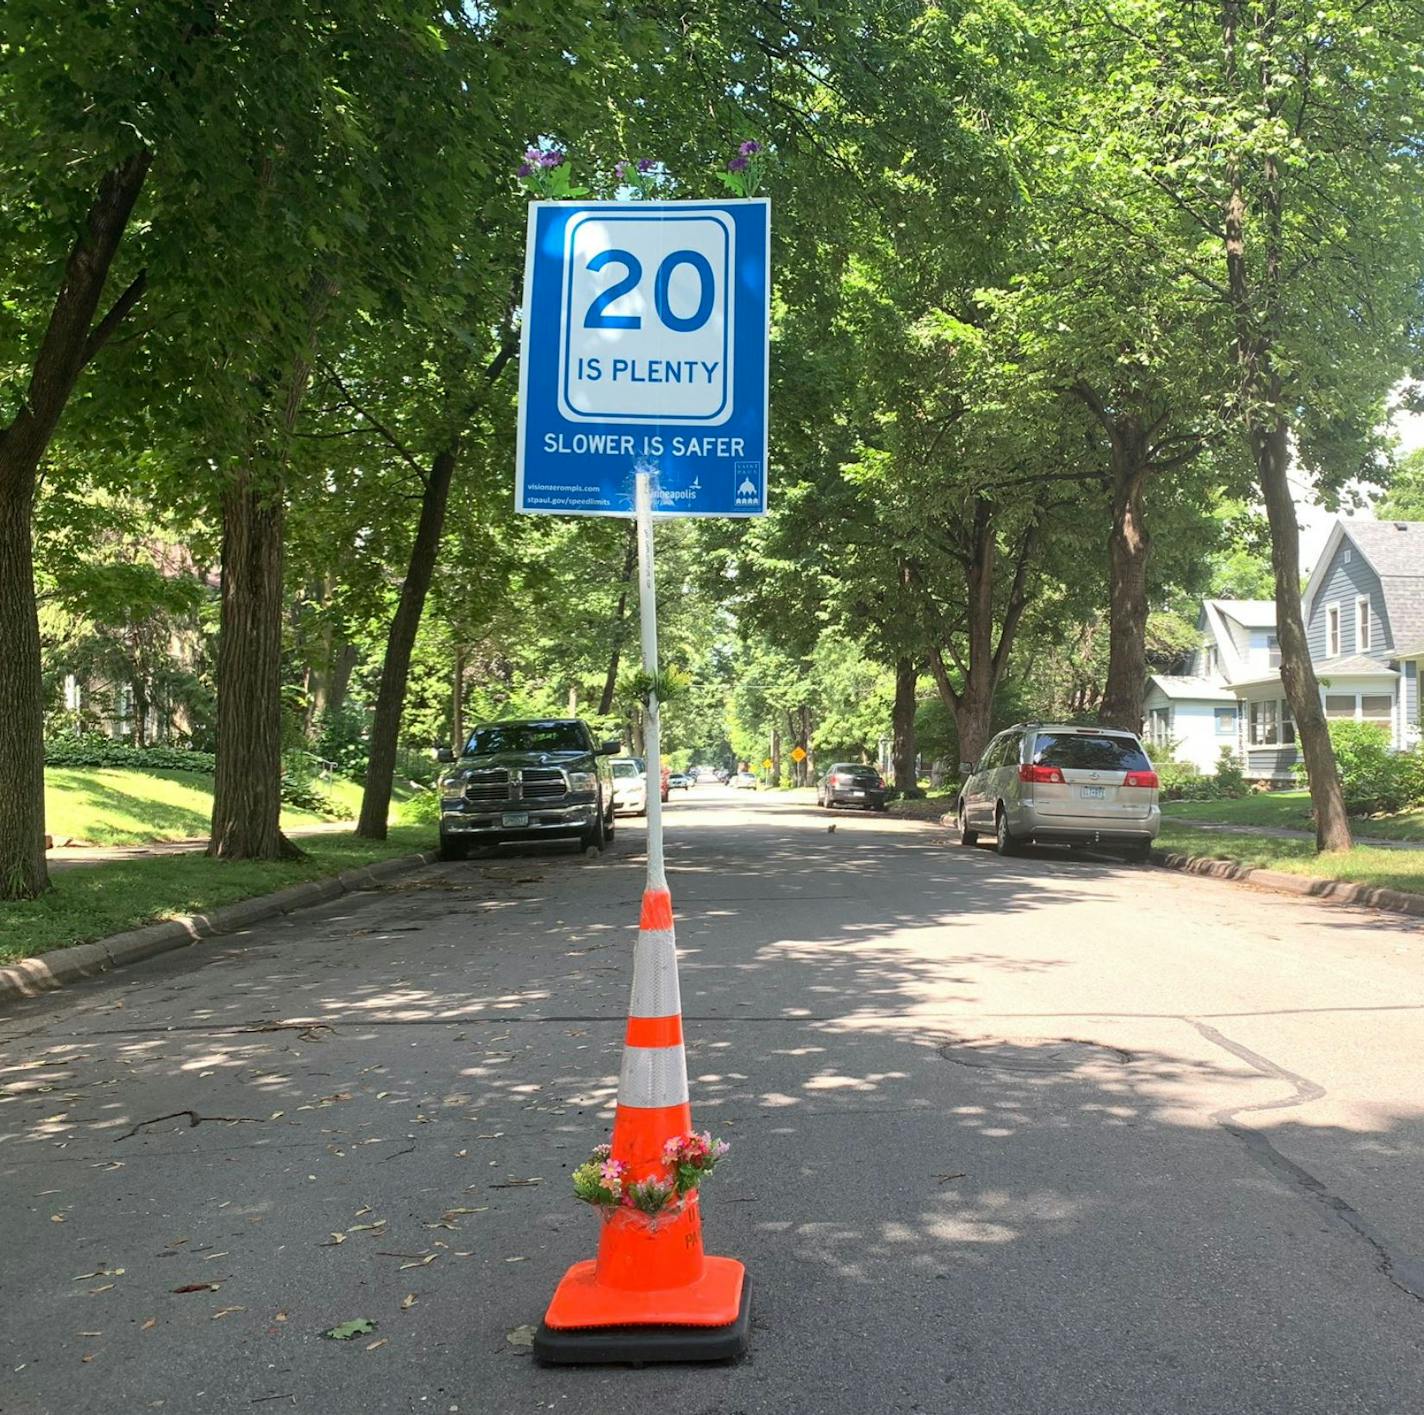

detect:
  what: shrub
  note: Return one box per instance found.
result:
[1298,721,1423,815]
[398,787,442,825]
[1213,746,1246,798]
[45,737,217,774]
[1154,760,1202,801]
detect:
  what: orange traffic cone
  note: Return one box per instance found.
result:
[533,883,750,1364]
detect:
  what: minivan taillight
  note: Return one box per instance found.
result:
[1019,764,1065,784]
[1124,770,1159,789]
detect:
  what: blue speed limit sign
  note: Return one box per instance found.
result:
[516,199,769,517]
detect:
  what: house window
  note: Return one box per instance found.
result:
[1250,700,1294,746]
[1356,597,1371,651]
[1361,694,1392,725]
[1266,634,1281,667]
[1215,708,1236,735]
[1202,645,1218,676]
[1147,707,1174,748]
[1326,694,1356,718]
[1326,604,1341,657]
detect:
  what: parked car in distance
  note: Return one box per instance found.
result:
[610,757,647,816]
[817,763,889,811]
[731,771,758,790]
[668,772,692,790]
[692,766,719,783]
[434,718,619,860]
[714,768,731,784]
[956,723,1160,862]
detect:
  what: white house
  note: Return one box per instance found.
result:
[1143,599,1278,773]
[1147,519,1424,781]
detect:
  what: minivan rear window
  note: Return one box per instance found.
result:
[1031,733,1150,771]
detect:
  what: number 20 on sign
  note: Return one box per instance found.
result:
[516,199,770,519]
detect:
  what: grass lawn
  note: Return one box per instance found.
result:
[1161,789,1424,843]
[1,825,435,966]
[44,767,411,846]
[1158,822,1424,898]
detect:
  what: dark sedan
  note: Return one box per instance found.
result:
[816,763,889,811]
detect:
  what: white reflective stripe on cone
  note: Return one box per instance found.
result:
[629,928,681,1018]
[618,1044,689,1108]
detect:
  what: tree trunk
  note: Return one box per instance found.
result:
[771,727,781,785]
[358,443,460,838]
[209,469,296,858]
[800,704,813,785]
[328,641,357,720]
[0,150,151,900]
[451,644,465,753]
[598,522,638,716]
[132,678,149,748]
[1098,461,1151,733]
[1258,417,1351,850]
[1221,3,1349,852]
[892,657,918,791]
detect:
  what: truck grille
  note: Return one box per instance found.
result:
[463,769,510,804]
[461,767,566,805]
[521,768,566,800]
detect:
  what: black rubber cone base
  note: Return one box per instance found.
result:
[532,1274,751,1366]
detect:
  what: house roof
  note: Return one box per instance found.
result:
[1312,654,1400,678]
[1146,675,1237,703]
[1209,599,1277,628]
[1303,519,1424,651]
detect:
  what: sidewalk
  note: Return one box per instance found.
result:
[45,821,353,872]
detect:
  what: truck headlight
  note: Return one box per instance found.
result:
[567,771,596,793]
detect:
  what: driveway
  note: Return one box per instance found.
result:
[3,789,1423,1413]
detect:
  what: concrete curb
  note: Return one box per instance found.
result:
[0,850,438,1008]
[1150,848,1424,919]
[929,807,1424,920]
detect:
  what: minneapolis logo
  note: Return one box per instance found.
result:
[733,461,762,506]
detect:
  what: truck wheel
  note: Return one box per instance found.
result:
[581,800,607,852]
[438,832,469,862]
[604,799,616,843]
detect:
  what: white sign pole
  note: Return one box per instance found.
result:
[635,469,666,892]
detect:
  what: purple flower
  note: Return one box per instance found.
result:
[524,146,542,164]
[516,162,532,178]
[614,160,629,182]
[727,155,749,173]
[541,149,565,169]
[738,140,761,156]
[637,157,656,173]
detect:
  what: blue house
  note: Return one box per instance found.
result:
[1227,519,1423,779]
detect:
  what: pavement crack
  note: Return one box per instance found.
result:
[113,1109,266,1142]
[1188,1017,1424,1303]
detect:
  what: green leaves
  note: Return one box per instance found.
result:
[321,1318,376,1341]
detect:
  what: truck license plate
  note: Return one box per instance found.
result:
[1081,786,1104,799]
[501,812,530,828]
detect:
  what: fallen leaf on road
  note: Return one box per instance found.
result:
[506,1325,536,1348]
[88,1284,114,1295]
[504,1257,527,1264]
[172,1283,221,1295]
[202,1252,229,1261]
[347,1222,386,1233]
[489,1178,542,1188]
[211,1307,245,1320]
[400,1294,416,1311]
[444,1207,484,1218]
[274,1311,288,1323]
[79,1331,102,1337]
[322,1319,376,1341]
[354,1206,372,1217]
[81,1355,94,1363]
[50,1214,65,1223]
[73,1268,124,1281]
[141,1319,156,1331]
[398,1254,437,1271]
[320,1233,346,1246]
[365,1338,388,1351]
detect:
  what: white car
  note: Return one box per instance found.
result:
[731,771,758,790]
[610,758,647,816]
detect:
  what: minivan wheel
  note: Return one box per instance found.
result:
[957,804,978,848]
[1124,841,1152,865]
[994,807,1018,857]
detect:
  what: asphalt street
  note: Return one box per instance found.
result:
[3,787,1423,1414]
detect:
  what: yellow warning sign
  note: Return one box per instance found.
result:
[790,746,807,763]
[762,758,774,770]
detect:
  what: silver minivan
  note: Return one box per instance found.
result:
[956,723,1160,861]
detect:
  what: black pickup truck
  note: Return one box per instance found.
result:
[434,718,620,860]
